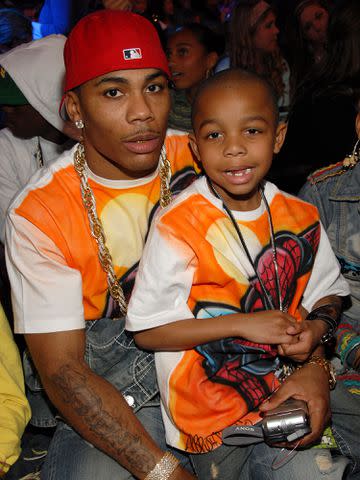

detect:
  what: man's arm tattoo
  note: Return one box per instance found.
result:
[51,365,156,474]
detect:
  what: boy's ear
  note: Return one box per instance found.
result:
[188,132,201,161]
[355,112,360,137]
[273,122,287,154]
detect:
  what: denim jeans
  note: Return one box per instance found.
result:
[331,378,360,479]
[34,317,190,479]
[41,406,168,479]
[191,442,349,480]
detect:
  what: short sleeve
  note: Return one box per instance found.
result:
[126,217,196,331]
[5,214,85,333]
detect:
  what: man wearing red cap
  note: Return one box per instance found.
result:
[4,8,338,480]
[6,9,195,480]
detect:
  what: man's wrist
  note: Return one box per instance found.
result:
[144,451,180,480]
[304,355,336,389]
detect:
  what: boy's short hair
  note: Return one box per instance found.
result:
[191,68,280,129]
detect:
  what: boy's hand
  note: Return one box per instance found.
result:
[240,311,303,345]
[278,319,328,362]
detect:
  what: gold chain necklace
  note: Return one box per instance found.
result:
[73,142,172,315]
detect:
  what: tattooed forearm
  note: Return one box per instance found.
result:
[51,365,157,475]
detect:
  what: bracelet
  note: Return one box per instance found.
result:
[306,304,340,344]
[144,452,180,480]
[305,355,336,390]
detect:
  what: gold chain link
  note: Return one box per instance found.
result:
[73,142,172,315]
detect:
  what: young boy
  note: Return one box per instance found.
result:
[126,69,350,478]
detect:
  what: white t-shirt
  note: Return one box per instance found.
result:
[5,134,197,333]
[127,177,350,452]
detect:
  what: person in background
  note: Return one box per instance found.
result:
[0,302,31,478]
[216,0,290,122]
[0,8,32,53]
[299,91,360,479]
[150,0,175,32]
[167,23,224,132]
[271,0,360,194]
[0,35,78,326]
[0,35,78,243]
[285,0,331,96]
[0,8,32,131]
[31,0,72,39]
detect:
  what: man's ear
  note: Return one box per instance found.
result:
[64,90,83,124]
[188,132,200,161]
[273,122,287,154]
[355,112,360,138]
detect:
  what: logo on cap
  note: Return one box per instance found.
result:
[123,48,142,60]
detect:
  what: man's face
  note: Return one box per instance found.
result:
[66,68,171,180]
[1,103,51,139]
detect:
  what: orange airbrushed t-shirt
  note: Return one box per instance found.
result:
[6,133,197,333]
[127,176,349,453]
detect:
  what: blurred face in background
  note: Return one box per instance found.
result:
[163,0,174,16]
[299,3,329,47]
[253,9,279,54]
[131,0,147,13]
[167,29,218,95]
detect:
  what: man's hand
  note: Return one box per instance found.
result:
[259,362,331,447]
[278,319,328,362]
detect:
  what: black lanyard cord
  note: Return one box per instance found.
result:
[206,177,283,312]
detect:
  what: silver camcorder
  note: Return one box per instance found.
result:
[222,398,311,447]
[262,398,311,444]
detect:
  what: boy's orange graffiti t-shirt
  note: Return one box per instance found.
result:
[127,176,349,453]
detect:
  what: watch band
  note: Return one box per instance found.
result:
[306,304,340,344]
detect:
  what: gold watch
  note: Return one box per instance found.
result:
[306,355,336,390]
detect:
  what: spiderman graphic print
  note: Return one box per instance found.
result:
[195,222,320,413]
[126,179,344,452]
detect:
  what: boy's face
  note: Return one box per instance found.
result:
[189,79,286,211]
[65,68,170,180]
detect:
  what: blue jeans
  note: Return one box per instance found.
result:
[191,442,349,479]
[37,318,190,479]
[41,406,169,479]
[331,377,360,479]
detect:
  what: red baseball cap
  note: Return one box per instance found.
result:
[63,10,170,93]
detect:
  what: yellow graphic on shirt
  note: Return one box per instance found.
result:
[15,135,197,320]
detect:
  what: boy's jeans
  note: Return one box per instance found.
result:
[191,440,349,479]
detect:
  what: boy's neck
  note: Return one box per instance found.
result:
[206,178,262,212]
